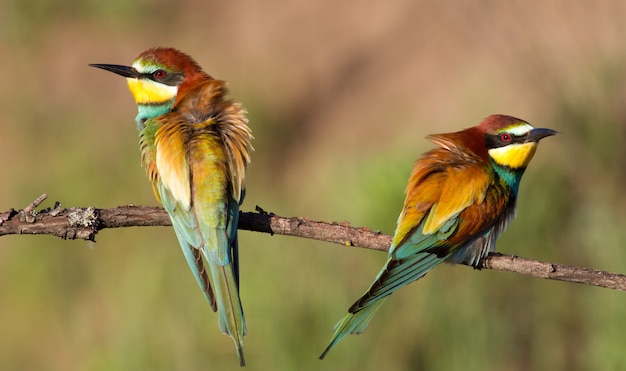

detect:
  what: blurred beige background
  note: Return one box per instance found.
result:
[1,1,625,370]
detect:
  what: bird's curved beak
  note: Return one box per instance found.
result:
[527,128,559,142]
[89,63,139,79]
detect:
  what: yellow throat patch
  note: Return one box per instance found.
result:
[488,142,537,169]
[126,78,178,105]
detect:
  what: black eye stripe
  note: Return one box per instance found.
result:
[142,71,184,86]
[485,132,528,148]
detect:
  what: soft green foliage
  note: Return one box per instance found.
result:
[1,1,626,370]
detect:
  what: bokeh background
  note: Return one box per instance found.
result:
[1,1,626,370]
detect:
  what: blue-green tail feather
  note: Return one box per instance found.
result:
[319,298,387,359]
[320,218,459,359]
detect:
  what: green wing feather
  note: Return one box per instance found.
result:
[140,118,217,310]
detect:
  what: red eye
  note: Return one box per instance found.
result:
[153,69,166,79]
[500,133,512,142]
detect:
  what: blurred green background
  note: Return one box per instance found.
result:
[1,1,626,370]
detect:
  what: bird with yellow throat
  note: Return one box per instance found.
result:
[91,48,253,366]
[320,114,558,359]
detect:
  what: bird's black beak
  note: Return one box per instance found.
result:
[89,63,139,79]
[527,128,559,142]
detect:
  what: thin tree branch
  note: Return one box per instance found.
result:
[2,194,626,292]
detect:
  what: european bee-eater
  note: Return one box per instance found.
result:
[90,48,253,366]
[320,114,558,359]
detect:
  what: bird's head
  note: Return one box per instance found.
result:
[90,48,211,127]
[479,114,558,171]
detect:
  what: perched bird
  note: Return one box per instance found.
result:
[320,114,558,359]
[90,48,253,366]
